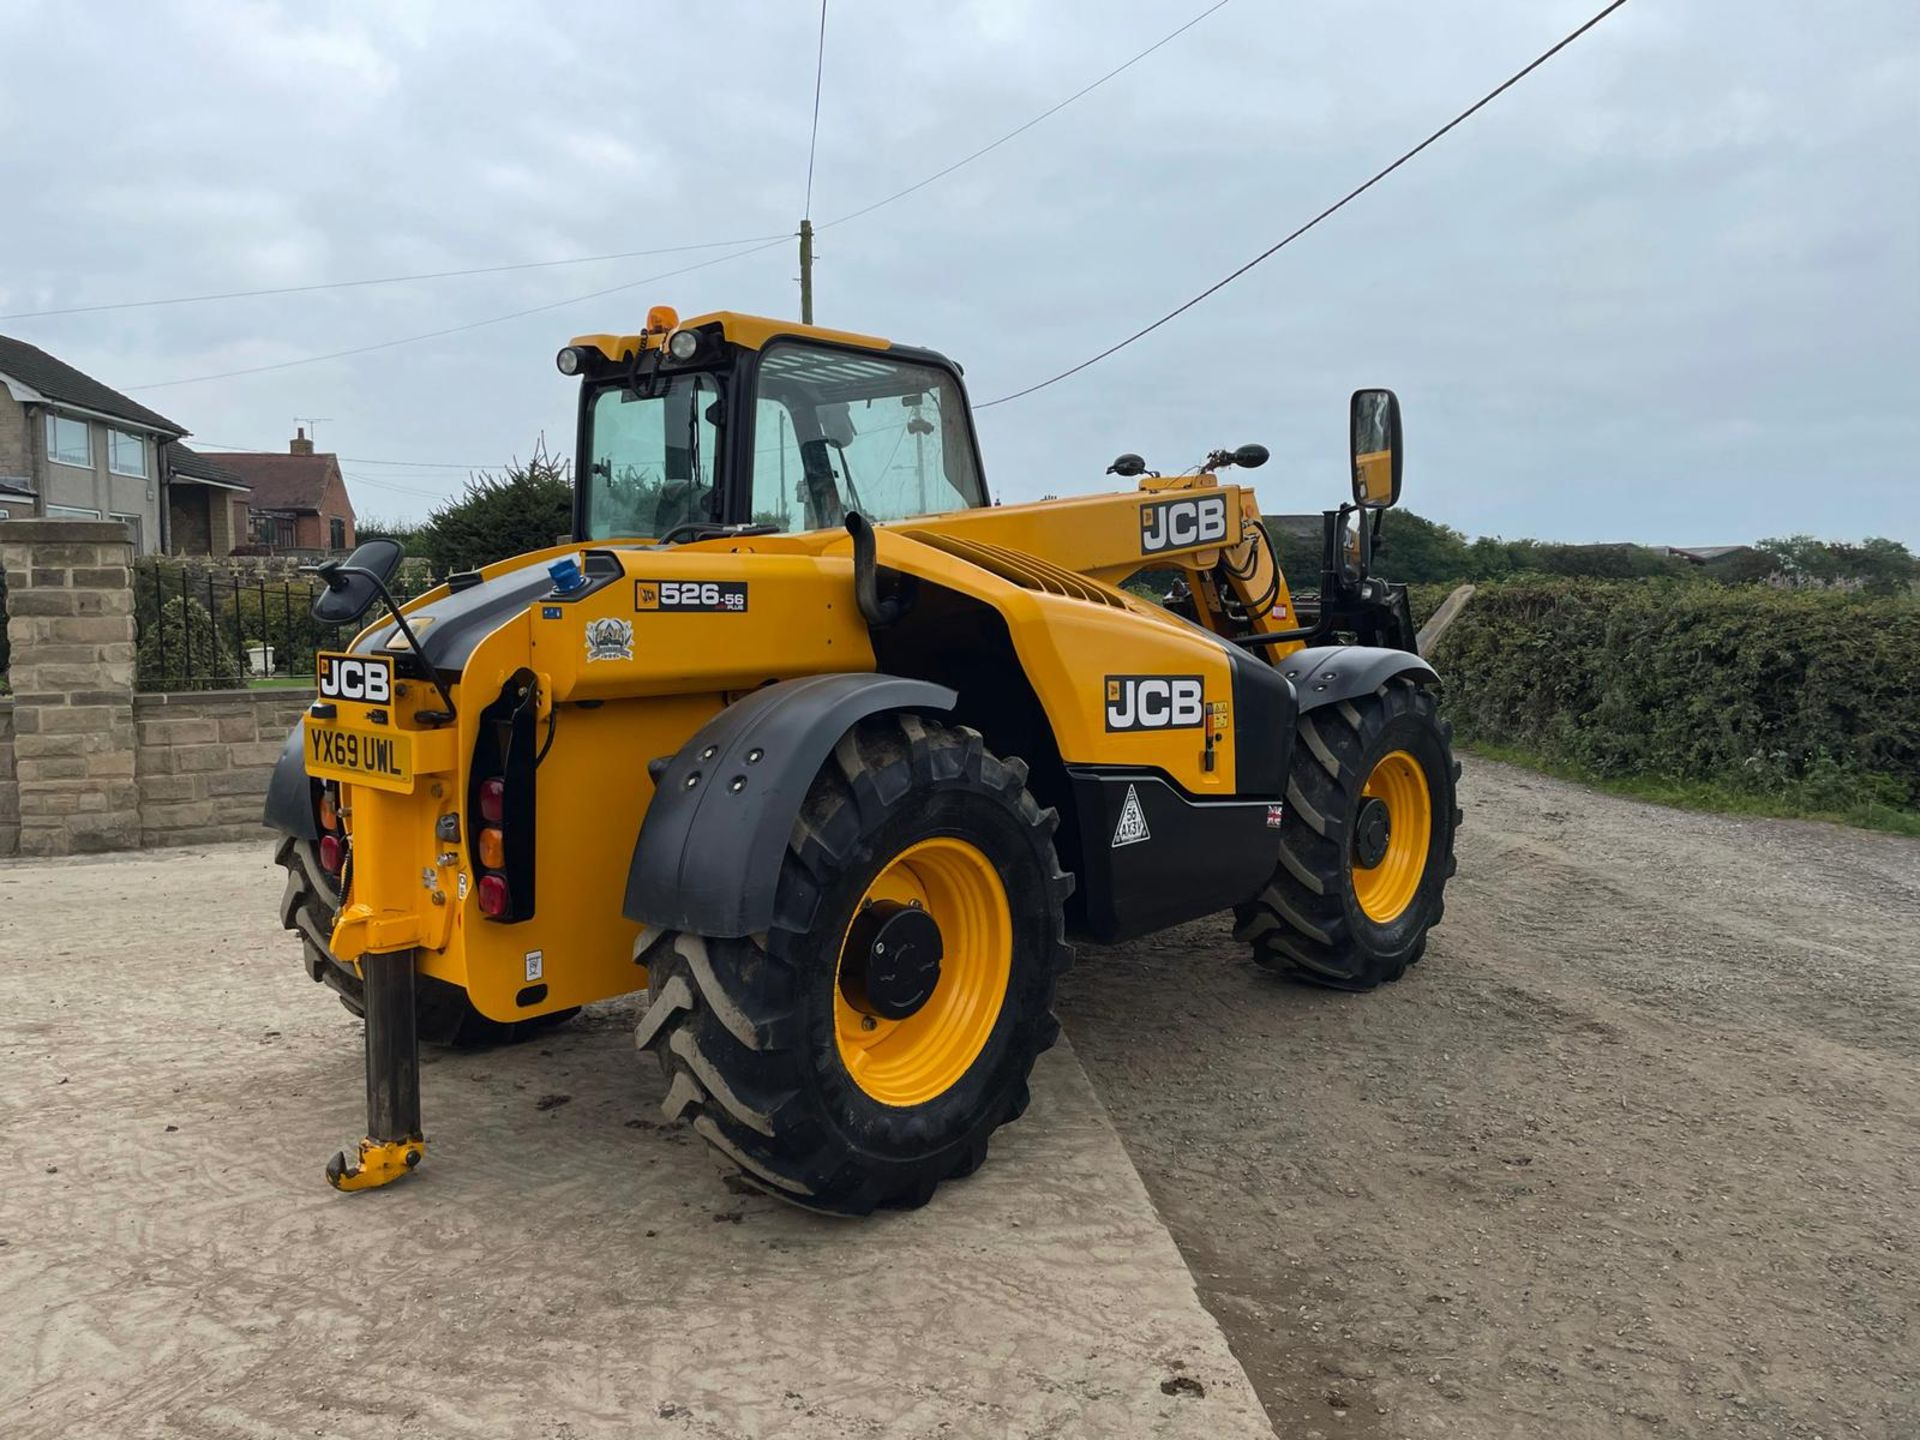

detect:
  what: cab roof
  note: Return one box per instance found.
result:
[569,310,893,365]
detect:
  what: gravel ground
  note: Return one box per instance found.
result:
[1061,755,1919,1440]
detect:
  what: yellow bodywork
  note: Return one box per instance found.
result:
[307,474,1297,1022]
[305,295,1318,1031]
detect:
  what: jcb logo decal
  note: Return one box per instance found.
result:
[1139,494,1229,554]
[1105,675,1204,731]
[315,652,392,704]
[635,579,748,613]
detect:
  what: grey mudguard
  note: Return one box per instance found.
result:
[624,673,958,938]
[1276,644,1436,712]
[262,722,317,838]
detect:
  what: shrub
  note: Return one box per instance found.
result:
[1431,579,1920,808]
[137,594,244,692]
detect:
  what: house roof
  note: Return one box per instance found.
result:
[163,443,250,492]
[0,333,186,436]
[1667,545,1749,563]
[215,451,351,516]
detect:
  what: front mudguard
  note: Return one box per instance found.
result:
[623,673,956,939]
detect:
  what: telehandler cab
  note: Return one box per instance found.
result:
[267,307,1459,1212]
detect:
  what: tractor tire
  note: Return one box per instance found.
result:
[1233,675,1460,990]
[273,833,577,1047]
[636,714,1073,1215]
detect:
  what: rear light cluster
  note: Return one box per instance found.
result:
[317,784,346,876]
[476,776,511,918]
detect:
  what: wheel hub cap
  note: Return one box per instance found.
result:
[1353,796,1393,869]
[841,901,944,1020]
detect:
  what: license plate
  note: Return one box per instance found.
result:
[307,721,413,791]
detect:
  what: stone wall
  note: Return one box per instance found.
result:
[135,689,311,847]
[0,519,141,854]
[0,519,327,855]
[0,699,17,857]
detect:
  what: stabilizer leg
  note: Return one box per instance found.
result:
[326,948,426,1192]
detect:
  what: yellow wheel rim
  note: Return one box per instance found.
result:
[834,837,1012,1108]
[1351,749,1432,924]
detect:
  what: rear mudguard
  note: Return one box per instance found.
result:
[624,673,957,938]
[263,722,318,839]
[1276,645,1436,712]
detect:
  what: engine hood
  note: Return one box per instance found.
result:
[352,558,555,673]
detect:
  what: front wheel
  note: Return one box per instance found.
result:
[1233,676,1460,989]
[635,714,1074,1214]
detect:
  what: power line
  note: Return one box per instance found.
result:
[125,236,788,392]
[976,0,1629,410]
[804,0,830,218]
[0,236,788,323]
[86,2,1236,393]
[819,0,1233,231]
[19,1,1230,331]
[193,442,490,468]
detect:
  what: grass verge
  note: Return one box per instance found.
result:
[1461,740,1920,839]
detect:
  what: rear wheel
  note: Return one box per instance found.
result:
[1233,676,1459,989]
[635,714,1073,1214]
[273,833,577,1047]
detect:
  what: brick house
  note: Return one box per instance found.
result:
[0,332,187,553]
[219,429,358,554]
[161,443,252,556]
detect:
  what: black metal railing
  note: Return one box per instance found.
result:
[133,561,435,693]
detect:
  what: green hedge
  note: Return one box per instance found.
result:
[1428,579,1920,810]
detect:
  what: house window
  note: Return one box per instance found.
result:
[330,516,346,550]
[47,413,91,468]
[110,511,144,552]
[108,429,146,477]
[47,504,103,519]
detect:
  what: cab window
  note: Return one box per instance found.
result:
[584,372,722,539]
[750,342,984,532]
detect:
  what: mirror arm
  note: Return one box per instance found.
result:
[310,561,457,720]
[365,572,458,720]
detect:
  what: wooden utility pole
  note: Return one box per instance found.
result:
[798,219,815,325]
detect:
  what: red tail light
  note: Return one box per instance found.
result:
[477,874,510,917]
[479,778,506,825]
[318,834,344,874]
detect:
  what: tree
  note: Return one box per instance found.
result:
[355,516,434,558]
[420,439,573,574]
[137,594,243,692]
[1754,534,1919,595]
[1370,510,1473,583]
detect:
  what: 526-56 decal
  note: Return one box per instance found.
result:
[634,579,748,613]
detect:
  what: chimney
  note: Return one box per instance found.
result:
[290,427,314,456]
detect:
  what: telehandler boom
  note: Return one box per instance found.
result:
[267,307,1458,1211]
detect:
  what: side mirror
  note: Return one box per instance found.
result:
[1232,443,1269,470]
[310,537,407,624]
[1107,453,1147,478]
[1349,388,1403,508]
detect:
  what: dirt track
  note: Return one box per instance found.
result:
[1063,755,1920,1439]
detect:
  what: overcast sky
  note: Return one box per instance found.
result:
[3,0,1915,545]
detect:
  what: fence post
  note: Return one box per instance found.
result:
[0,519,140,855]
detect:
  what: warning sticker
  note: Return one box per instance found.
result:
[1111,784,1151,849]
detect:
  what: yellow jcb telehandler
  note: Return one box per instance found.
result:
[266,307,1459,1212]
